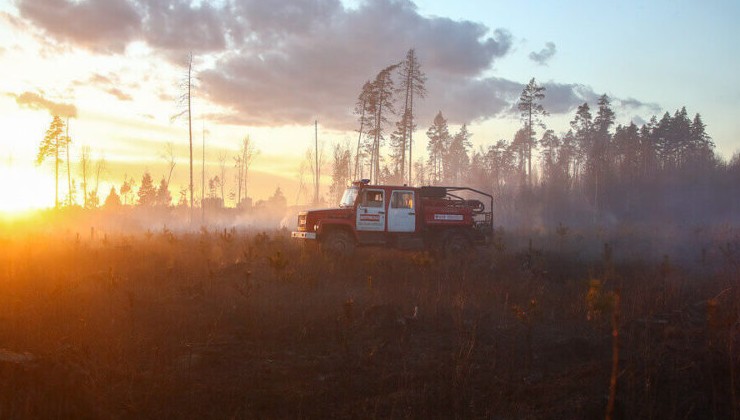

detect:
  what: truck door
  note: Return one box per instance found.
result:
[388,190,415,232]
[356,189,385,231]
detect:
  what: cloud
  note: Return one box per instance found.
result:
[528,42,556,66]
[13,91,78,117]
[419,76,521,125]
[16,0,513,129]
[105,87,133,101]
[17,0,141,53]
[198,0,512,129]
[618,97,661,113]
[540,82,599,114]
[15,0,654,132]
[73,72,134,101]
[138,0,228,53]
[630,115,647,126]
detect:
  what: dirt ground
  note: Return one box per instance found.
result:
[0,226,738,418]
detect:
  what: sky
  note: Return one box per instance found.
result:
[1,0,738,212]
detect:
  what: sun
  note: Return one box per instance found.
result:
[0,165,55,215]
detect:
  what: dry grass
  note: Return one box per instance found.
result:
[0,222,738,419]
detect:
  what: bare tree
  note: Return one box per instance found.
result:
[329,141,352,205]
[171,52,196,222]
[306,140,325,205]
[295,161,308,205]
[353,81,373,180]
[233,154,243,205]
[314,121,319,203]
[236,135,258,206]
[201,122,207,222]
[218,152,227,204]
[65,117,73,206]
[90,156,107,208]
[160,142,177,187]
[80,145,91,208]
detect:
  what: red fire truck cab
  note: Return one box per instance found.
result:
[291,180,493,256]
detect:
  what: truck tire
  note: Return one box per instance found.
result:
[444,231,471,258]
[321,230,355,257]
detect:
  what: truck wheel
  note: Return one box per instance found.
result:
[321,230,355,257]
[444,232,471,258]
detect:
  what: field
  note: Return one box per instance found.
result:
[0,219,738,419]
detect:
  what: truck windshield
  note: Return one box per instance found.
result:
[339,187,358,207]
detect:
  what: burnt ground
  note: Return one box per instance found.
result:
[0,227,738,419]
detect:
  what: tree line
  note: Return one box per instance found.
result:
[35,50,739,227]
[35,115,267,213]
[333,67,739,226]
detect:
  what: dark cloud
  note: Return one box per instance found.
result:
[540,82,599,114]
[528,42,556,66]
[13,91,78,117]
[16,0,652,131]
[226,0,343,43]
[138,0,228,53]
[198,0,512,129]
[420,76,521,125]
[15,0,511,128]
[17,0,141,53]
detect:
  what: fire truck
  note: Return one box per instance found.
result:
[291,180,493,256]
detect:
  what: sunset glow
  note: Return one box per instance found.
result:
[0,2,739,416]
[0,0,738,213]
[0,165,55,213]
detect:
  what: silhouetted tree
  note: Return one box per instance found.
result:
[156,177,172,207]
[426,112,451,184]
[510,128,530,186]
[397,49,426,184]
[688,113,714,168]
[366,64,400,183]
[306,138,325,205]
[120,176,134,206]
[137,172,157,206]
[79,145,91,208]
[517,78,547,186]
[104,186,121,208]
[591,94,615,211]
[538,129,560,184]
[445,124,472,184]
[329,142,352,205]
[64,118,73,206]
[485,139,516,194]
[90,155,106,209]
[217,152,227,204]
[36,115,68,208]
[235,135,258,205]
[570,102,593,187]
[171,52,195,221]
[161,142,177,187]
[353,81,373,180]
